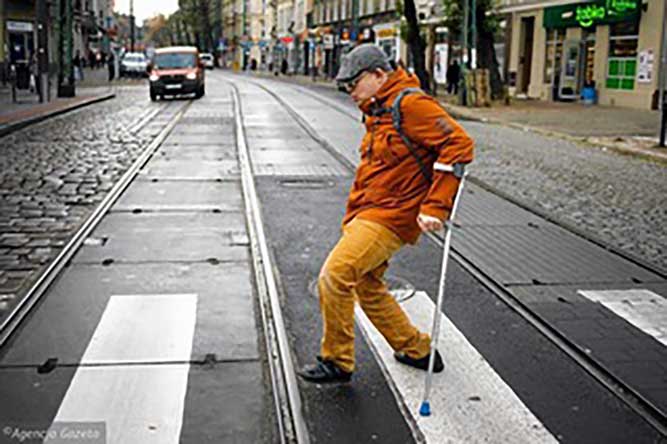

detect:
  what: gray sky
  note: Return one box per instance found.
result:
[114,0,179,22]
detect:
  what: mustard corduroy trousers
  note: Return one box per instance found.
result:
[318,217,431,373]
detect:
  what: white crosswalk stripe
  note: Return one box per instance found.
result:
[49,294,197,443]
[356,291,558,444]
[578,289,667,346]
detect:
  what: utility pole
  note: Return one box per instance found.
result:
[470,0,476,69]
[130,0,135,52]
[351,0,359,43]
[659,0,667,147]
[57,0,75,97]
[459,0,469,105]
[36,0,49,102]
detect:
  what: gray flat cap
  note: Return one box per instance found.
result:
[335,44,392,82]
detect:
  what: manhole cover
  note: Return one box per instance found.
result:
[279,179,333,189]
[308,274,415,302]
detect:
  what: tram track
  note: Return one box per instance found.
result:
[229,81,310,444]
[241,76,667,437]
[0,100,190,349]
[0,102,190,349]
[1,82,309,443]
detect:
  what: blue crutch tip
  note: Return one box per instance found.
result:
[419,401,431,417]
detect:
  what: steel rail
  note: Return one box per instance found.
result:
[229,81,310,444]
[246,76,667,437]
[0,100,190,349]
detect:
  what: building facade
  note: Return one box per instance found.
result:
[1,0,114,84]
[501,0,666,109]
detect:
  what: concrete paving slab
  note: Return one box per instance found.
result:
[244,128,311,140]
[0,263,259,366]
[180,362,275,444]
[250,149,338,164]
[181,106,234,119]
[0,367,76,427]
[155,145,237,161]
[139,160,239,179]
[454,224,662,285]
[458,185,544,226]
[164,134,234,145]
[72,212,249,264]
[247,137,322,150]
[111,181,243,212]
[171,124,231,135]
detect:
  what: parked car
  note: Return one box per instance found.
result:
[200,53,215,69]
[120,52,148,77]
[148,46,205,101]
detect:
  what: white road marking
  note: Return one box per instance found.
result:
[578,289,667,346]
[51,294,197,443]
[356,291,558,444]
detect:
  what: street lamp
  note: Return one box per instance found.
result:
[36,0,49,102]
[130,0,135,52]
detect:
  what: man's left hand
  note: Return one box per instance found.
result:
[417,213,444,232]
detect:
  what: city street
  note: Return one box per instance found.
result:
[0,71,666,443]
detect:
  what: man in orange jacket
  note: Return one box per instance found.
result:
[298,44,474,383]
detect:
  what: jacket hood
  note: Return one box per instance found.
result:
[359,68,420,114]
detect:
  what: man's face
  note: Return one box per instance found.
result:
[349,69,388,104]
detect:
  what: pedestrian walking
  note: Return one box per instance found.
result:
[446,60,460,95]
[28,52,38,94]
[107,52,115,82]
[73,51,83,81]
[297,44,474,383]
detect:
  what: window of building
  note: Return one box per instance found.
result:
[543,28,565,83]
[607,21,639,90]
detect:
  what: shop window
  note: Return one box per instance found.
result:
[607,21,638,90]
[544,28,565,83]
[374,0,381,13]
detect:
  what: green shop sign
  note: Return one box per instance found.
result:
[544,0,640,29]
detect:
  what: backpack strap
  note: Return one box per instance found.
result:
[391,88,466,182]
[391,87,434,183]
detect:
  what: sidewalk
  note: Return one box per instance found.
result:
[249,70,667,163]
[438,95,667,163]
[0,68,118,137]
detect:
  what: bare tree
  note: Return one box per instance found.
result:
[402,0,431,92]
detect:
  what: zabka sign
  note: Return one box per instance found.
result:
[544,0,640,29]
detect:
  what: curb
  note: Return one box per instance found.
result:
[442,105,667,164]
[0,92,116,138]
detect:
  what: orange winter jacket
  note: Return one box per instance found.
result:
[343,68,474,244]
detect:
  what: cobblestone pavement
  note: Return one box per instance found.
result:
[0,85,179,312]
[465,121,667,272]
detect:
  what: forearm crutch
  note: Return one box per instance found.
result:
[419,169,467,417]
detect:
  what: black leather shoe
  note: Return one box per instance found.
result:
[297,357,352,383]
[394,350,444,373]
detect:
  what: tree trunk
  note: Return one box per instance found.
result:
[476,8,503,99]
[403,0,430,93]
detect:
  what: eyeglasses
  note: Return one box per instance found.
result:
[342,71,368,93]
